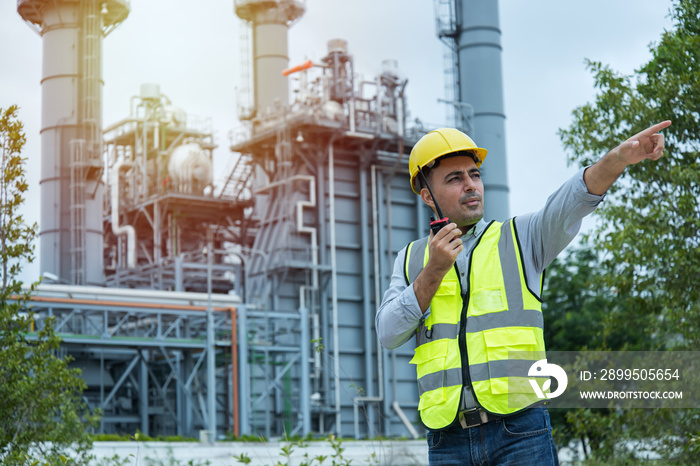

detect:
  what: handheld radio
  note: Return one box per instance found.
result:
[417,166,449,236]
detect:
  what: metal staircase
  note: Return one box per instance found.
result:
[218,153,254,201]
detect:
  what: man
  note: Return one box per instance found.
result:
[376,122,670,465]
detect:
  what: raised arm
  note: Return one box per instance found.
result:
[583,121,671,195]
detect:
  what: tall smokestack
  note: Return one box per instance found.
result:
[457,0,509,221]
[234,0,305,120]
[18,0,129,284]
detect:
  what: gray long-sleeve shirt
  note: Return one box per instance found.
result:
[376,167,605,351]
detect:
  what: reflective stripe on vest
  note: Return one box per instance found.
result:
[406,220,547,429]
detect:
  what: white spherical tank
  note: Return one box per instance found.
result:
[167,143,212,193]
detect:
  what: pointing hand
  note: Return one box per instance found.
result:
[616,120,671,166]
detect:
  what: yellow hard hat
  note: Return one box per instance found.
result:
[408,128,487,194]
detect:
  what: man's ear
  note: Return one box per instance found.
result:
[420,188,435,211]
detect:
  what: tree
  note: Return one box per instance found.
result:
[0,105,98,464]
[557,0,700,461]
[543,246,626,353]
[542,246,642,460]
[559,0,700,350]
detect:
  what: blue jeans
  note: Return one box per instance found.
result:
[426,407,559,465]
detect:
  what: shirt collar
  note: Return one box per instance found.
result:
[463,219,488,238]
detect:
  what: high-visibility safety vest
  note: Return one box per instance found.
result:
[404,219,548,430]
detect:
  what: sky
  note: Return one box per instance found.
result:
[1,0,675,284]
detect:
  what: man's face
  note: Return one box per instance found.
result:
[420,155,485,229]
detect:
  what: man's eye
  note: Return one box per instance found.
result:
[471,172,481,179]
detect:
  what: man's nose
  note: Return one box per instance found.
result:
[462,176,476,192]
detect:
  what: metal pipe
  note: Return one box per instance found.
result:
[344,131,374,140]
[349,98,356,133]
[292,173,319,413]
[140,350,149,435]
[299,304,311,436]
[355,164,375,438]
[383,170,399,404]
[129,96,139,117]
[375,167,392,435]
[142,105,148,199]
[176,350,184,437]
[230,307,240,438]
[205,236,216,442]
[370,165,387,433]
[294,176,318,289]
[175,254,184,291]
[111,160,136,268]
[316,157,327,393]
[28,284,241,311]
[397,96,405,137]
[328,135,341,434]
[392,401,419,439]
[359,80,378,97]
[238,305,249,436]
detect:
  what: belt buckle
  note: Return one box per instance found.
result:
[458,408,490,429]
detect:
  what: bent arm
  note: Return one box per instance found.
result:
[375,248,425,349]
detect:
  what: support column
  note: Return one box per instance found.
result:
[238,306,250,436]
[206,236,216,442]
[140,350,149,435]
[299,304,311,436]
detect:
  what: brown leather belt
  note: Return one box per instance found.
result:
[458,408,500,429]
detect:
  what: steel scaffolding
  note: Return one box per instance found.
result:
[19,285,240,437]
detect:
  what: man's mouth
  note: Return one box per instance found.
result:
[461,195,481,206]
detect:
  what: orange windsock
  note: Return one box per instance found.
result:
[282,60,314,76]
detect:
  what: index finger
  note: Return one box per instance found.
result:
[638,120,672,136]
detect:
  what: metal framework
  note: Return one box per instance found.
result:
[21,285,240,437]
[102,89,252,292]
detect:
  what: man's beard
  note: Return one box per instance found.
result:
[451,192,483,228]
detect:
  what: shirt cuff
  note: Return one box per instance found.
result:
[405,283,430,320]
[578,166,606,204]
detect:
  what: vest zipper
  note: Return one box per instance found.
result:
[456,261,474,406]
[458,220,496,411]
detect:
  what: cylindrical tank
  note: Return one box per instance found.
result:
[234,0,305,118]
[457,0,509,221]
[18,0,129,284]
[167,143,213,193]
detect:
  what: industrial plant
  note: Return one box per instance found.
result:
[16,0,509,441]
